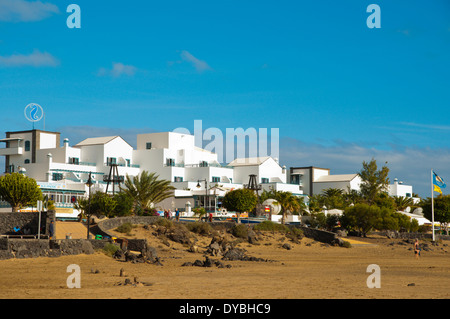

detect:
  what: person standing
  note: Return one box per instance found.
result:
[414,238,420,259]
[49,220,55,239]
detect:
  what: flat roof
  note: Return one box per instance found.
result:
[314,174,358,183]
[0,137,23,142]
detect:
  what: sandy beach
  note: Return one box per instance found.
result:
[0,225,449,300]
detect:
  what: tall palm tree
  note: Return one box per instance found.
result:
[120,171,175,214]
[274,191,300,224]
[393,196,414,212]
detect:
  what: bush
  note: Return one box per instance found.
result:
[186,222,213,235]
[115,222,133,234]
[254,221,289,232]
[102,243,120,256]
[341,240,352,248]
[231,224,249,239]
[153,218,174,229]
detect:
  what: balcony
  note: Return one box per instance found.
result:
[0,147,23,156]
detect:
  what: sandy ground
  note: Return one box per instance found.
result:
[0,225,449,300]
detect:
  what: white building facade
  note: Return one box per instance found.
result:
[0,129,302,219]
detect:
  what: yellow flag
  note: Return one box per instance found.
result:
[434,184,442,194]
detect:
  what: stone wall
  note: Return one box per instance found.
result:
[293,226,339,244]
[0,237,95,260]
[0,211,56,236]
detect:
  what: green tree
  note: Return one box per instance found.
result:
[112,192,134,217]
[341,203,381,237]
[222,188,257,223]
[273,191,300,224]
[193,207,207,221]
[343,188,363,207]
[307,194,325,214]
[121,171,175,214]
[90,192,117,218]
[358,158,390,205]
[0,173,42,212]
[393,196,415,212]
[421,195,450,235]
[321,188,345,210]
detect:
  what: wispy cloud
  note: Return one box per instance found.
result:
[279,137,450,198]
[0,49,59,67]
[180,50,212,72]
[0,0,59,22]
[400,122,450,131]
[97,62,138,78]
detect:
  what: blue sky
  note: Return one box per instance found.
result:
[0,0,449,196]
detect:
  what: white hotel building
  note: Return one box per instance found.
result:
[0,129,302,219]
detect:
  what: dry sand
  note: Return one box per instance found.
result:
[0,225,449,300]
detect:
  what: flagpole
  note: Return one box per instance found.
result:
[431,169,435,242]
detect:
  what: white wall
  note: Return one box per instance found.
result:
[39,132,57,149]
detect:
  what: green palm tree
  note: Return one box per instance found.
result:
[120,171,175,214]
[274,191,300,224]
[393,196,414,212]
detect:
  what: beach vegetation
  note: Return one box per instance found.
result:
[115,222,134,235]
[420,195,450,235]
[0,172,43,212]
[222,188,258,223]
[120,171,175,214]
[358,158,390,205]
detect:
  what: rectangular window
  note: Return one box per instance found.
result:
[212,176,220,183]
[261,178,269,183]
[146,142,152,149]
[174,176,183,182]
[199,161,208,167]
[69,157,79,165]
[126,159,131,167]
[52,173,63,181]
[107,157,117,165]
[25,141,31,152]
[166,158,175,166]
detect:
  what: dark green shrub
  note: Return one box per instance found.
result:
[186,222,212,235]
[254,221,288,232]
[115,222,133,234]
[102,243,120,256]
[153,218,174,229]
[231,224,249,239]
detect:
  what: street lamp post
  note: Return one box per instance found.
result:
[196,179,208,215]
[85,172,93,240]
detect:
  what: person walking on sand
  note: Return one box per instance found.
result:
[414,238,420,259]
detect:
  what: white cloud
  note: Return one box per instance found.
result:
[0,49,59,67]
[180,50,212,72]
[0,0,59,22]
[97,62,138,78]
[279,137,450,198]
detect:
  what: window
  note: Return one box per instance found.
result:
[290,175,300,185]
[166,158,175,166]
[24,141,30,152]
[199,161,208,167]
[24,159,30,164]
[52,173,63,181]
[106,157,117,165]
[261,178,269,184]
[174,176,183,182]
[212,176,220,183]
[146,142,152,150]
[69,157,79,165]
[126,159,131,167]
